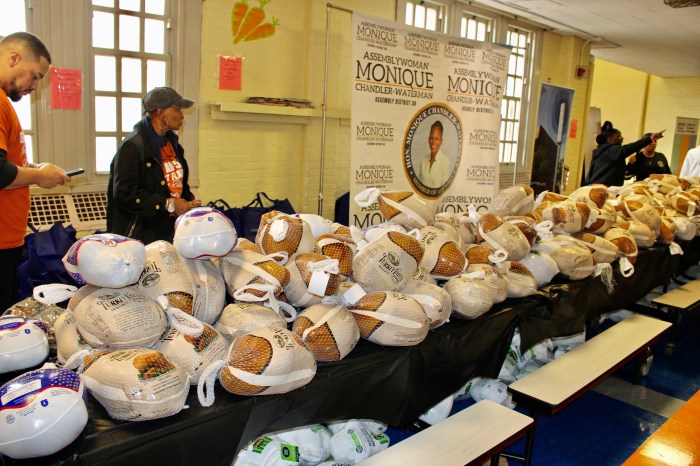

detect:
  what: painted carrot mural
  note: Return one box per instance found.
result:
[232,0,277,44]
[231,0,249,38]
[244,17,279,41]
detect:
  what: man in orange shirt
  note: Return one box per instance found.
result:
[0,32,70,311]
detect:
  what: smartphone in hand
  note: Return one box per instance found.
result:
[65,168,85,176]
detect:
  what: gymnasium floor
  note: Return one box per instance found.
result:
[384,299,700,465]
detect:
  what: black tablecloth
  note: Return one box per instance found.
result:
[5,237,699,466]
[3,302,524,466]
[518,238,699,351]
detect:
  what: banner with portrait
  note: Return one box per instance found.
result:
[349,13,510,229]
[672,117,699,175]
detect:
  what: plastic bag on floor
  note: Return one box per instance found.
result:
[233,436,301,466]
[274,425,332,466]
[326,419,387,436]
[518,339,554,369]
[329,420,389,463]
[498,350,519,384]
[606,309,634,323]
[453,376,486,401]
[470,378,514,408]
[634,285,671,309]
[551,332,585,350]
[516,358,549,379]
[418,396,454,425]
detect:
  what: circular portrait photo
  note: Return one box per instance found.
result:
[403,103,463,199]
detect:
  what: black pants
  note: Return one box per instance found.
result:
[0,246,23,312]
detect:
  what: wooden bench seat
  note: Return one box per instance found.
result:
[506,314,671,464]
[651,277,700,310]
[357,400,534,466]
[650,277,700,355]
[623,389,700,465]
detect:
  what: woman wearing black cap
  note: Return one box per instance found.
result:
[107,87,202,244]
[626,137,671,181]
[586,121,665,186]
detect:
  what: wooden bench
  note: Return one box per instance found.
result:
[649,277,700,355]
[622,388,700,465]
[506,314,671,465]
[357,400,534,466]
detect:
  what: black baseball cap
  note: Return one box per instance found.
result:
[142,87,194,112]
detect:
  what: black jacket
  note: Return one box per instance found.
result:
[586,135,653,186]
[626,151,671,181]
[106,117,194,245]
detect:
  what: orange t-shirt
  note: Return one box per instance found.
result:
[0,89,30,249]
[161,141,183,201]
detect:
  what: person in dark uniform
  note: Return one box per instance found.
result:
[586,121,664,186]
[626,136,671,181]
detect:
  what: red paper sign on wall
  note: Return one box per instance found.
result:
[51,68,82,110]
[219,55,242,90]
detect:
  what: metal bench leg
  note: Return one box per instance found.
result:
[522,417,536,466]
[500,412,537,465]
[665,308,680,357]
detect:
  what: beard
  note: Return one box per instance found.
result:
[8,89,22,102]
[5,79,24,102]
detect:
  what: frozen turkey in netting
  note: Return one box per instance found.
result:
[81,348,190,421]
[154,318,228,385]
[399,279,452,329]
[62,233,145,288]
[207,327,316,399]
[416,226,465,279]
[352,231,423,292]
[355,188,437,229]
[215,303,288,343]
[489,183,534,216]
[68,285,167,349]
[220,250,290,300]
[173,206,237,259]
[136,241,196,315]
[284,252,341,307]
[0,316,49,374]
[316,233,357,280]
[0,366,88,459]
[256,211,316,257]
[348,291,429,346]
[291,303,360,362]
[53,310,91,368]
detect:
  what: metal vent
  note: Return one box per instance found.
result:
[28,195,70,228]
[68,192,107,224]
[28,192,107,233]
[499,172,532,190]
[663,0,700,7]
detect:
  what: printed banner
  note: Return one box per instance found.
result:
[531,84,574,194]
[672,117,698,175]
[350,13,510,228]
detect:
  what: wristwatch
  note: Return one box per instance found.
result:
[166,198,175,213]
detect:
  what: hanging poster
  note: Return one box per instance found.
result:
[349,13,510,228]
[219,55,242,90]
[50,68,82,110]
[672,117,698,175]
[531,84,574,194]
